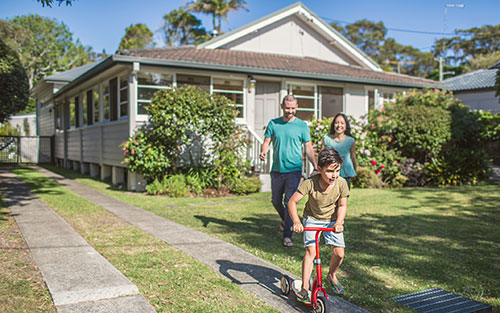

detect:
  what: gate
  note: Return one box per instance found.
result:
[0,136,53,164]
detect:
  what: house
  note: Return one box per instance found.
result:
[32,2,440,191]
[444,62,500,113]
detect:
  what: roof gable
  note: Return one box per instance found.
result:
[199,2,381,71]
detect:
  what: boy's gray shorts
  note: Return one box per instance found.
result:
[303,217,345,248]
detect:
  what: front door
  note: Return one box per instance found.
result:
[255,81,280,139]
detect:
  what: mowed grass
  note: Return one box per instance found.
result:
[0,196,56,313]
[11,166,278,313]
[39,165,500,313]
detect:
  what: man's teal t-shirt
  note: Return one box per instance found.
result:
[264,117,311,173]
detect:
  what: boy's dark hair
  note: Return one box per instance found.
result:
[318,147,343,168]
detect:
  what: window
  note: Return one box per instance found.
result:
[69,98,76,128]
[137,71,173,115]
[320,86,343,118]
[93,89,100,123]
[177,74,210,90]
[102,83,110,121]
[82,92,87,125]
[368,90,375,111]
[382,92,394,104]
[56,104,62,130]
[288,84,315,120]
[213,78,244,118]
[119,76,128,117]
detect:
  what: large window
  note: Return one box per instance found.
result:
[119,76,128,117]
[288,84,315,120]
[82,92,87,125]
[93,89,100,123]
[177,74,210,90]
[102,83,110,121]
[213,78,244,118]
[137,71,173,115]
[69,98,76,128]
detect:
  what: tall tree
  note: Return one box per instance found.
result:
[188,0,247,34]
[344,19,387,58]
[161,8,208,46]
[37,0,74,7]
[119,23,153,50]
[0,38,29,122]
[5,15,93,89]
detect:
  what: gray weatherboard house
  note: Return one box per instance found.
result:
[32,2,440,191]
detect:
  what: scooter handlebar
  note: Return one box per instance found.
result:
[290,226,342,232]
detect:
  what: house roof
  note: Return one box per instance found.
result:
[444,67,498,91]
[199,2,381,71]
[45,62,99,83]
[116,46,439,88]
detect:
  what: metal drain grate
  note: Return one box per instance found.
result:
[390,288,492,313]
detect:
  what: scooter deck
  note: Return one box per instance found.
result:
[291,279,312,305]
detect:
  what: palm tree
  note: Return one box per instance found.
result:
[188,0,247,34]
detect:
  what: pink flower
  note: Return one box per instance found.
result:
[387,137,392,142]
[364,149,371,156]
[380,165,385,169]
[134,141,138,145]
[131,149,135,155]
[381,136,386,140]
[370,160,377,166]
[377,117,383,122]
[375,169,381,174]
[371,123,375,129]
[385,116,389,120]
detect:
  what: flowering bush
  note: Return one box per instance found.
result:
[309,117,331,155]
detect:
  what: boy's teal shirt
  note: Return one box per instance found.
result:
[264,117,311,173]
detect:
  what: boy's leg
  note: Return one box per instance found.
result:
[301,246,316,293]
[270,171,286,222]
[282,170,302,239]
[326,246,344,286]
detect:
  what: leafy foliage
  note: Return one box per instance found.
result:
[161,8,209,46]
[188,0,248,33]
[4,15,94,89]
[0,38,29,122]
[37,0,74,7]
[119,24,153,50]
[229,176,262,195]
[123,85,251,192]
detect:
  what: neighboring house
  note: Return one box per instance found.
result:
[444,62,500,113]
[32,2,439,191]
[6,113,36,136]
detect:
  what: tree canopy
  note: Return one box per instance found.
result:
[4,15,94,89]
[160,8,209,46]
[0,38,29,122]
[37,0,74,7]
[119,23,153,50]
[188,0,247,34]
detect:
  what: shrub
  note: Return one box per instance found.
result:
[353,167,383,188]
[123,86,250,189]
[146,174,189,197]
[229,175,262,195]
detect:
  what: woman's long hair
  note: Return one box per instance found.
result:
[330,113,352,136]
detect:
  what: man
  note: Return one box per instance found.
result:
[260,95,318,247]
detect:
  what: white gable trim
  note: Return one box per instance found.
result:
[199,2,381,72]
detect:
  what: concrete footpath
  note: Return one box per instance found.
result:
[0,167,155,313]
[4,165,371,313]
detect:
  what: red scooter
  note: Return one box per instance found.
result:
[280,226,340,313]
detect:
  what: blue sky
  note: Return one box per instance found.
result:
[1,0,498,55]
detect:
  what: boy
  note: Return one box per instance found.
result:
[288,147,349,303]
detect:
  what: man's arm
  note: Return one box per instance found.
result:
[260,137,272,161]
[350,140,358,173]
[304,141,318,170]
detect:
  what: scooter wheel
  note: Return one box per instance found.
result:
[313,295,328,313]
[280,275,290,295]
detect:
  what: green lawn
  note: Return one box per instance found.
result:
[29,166,500,312]
[9,166,278,313]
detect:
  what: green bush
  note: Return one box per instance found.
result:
[146,174,189,197]
[229,176,262,195]
[353,167,383,188]
[123,85,251,190]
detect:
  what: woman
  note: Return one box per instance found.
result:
[322,113,357,189]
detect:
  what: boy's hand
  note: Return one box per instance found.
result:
[293,222,304,233]
[333,223,344,233]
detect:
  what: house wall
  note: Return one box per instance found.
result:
[82,126,100,163]
[54,132,64,159]
[221,15,354,66]
[38,105,55,136]
[344,85,367,118]
[454,89,500,113]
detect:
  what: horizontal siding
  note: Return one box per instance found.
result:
[38,106,54,136]
[67,130,80,161]
[54,133,64,159]
[82,127,100,163]
[102,122,128,166]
